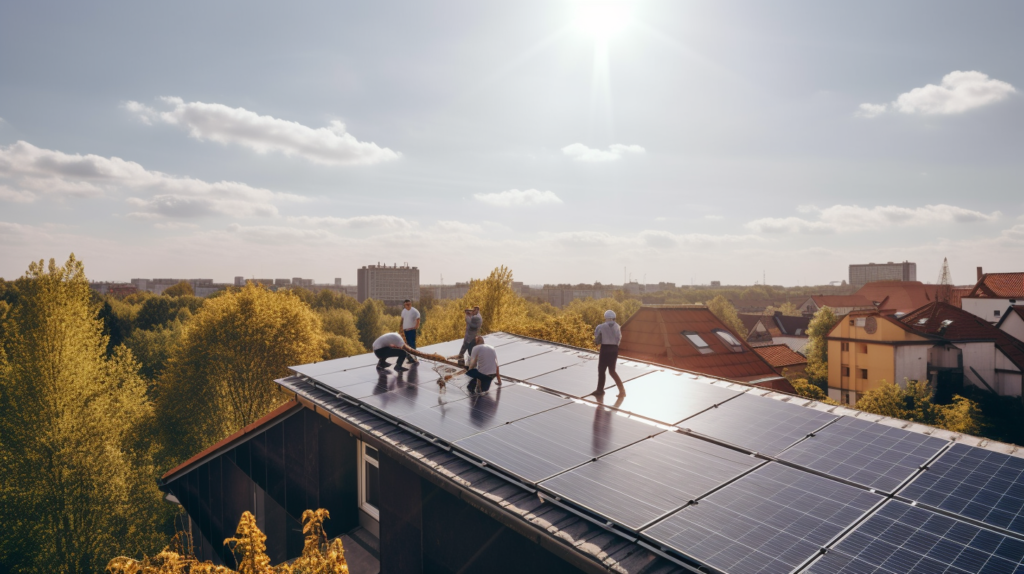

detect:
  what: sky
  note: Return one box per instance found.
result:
[1,1,1022,287]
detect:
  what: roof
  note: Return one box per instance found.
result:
[900,302,1024,370]
[967,272,1024,299]
[728,298,807,312]
[618,306,793,392]
[738,313,763,333]
[769,313,811,336]
[754,344,808,370]
[807,294,875,308]
[996,306,1024,331]
[855,281,935,314]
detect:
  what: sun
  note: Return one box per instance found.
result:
[572,1,632,39]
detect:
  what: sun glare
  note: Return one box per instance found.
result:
[573,1,631,39]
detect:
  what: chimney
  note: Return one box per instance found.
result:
[977,267,983,281]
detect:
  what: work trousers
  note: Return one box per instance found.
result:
[374,347,407,368]
[597,344,624,391]
[466,368,495,393]
[404,329,417,349]
[458,339,477,361]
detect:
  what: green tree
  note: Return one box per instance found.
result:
[705,295,747,338]
[563,297,642,330]
[790,378,836,404]
[803,306,838,386]
[319,308,360,340]
[355,299,390,350]
[324,334,366,360]
[0,255,166,573]
[124,320,184,381]
[155,283,327,465]
[521,312,595,350]
[763,301,802,317]
[933,395,984,435]
[162,281,194,297]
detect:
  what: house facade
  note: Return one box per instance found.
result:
[960,271,1024,324]
[797,295,875,317]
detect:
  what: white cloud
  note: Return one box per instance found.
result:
[562,143,645,162]
[154,221,200,230]
[125,97,400,166]
[858,71,1016,117]
[0,140,300,218]
[434,220,483,234]
[286,215,414,230]
[473,189,563,207]
[0,184,36,203]
[747,204,1000,234]
[227,223,334,242]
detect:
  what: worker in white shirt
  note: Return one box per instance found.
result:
[372,332,416,372]
[466,336,501,393]
[593,310,625,397]
[401,299,421,363]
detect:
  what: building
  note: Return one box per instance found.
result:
[848,261,916,288]
[854,281,937,315]
[825,303,1024,405]
[356,263,420,305]
[161,333,1024,574]
[996,306,1024,344]
[753,344,808,378]
[88,281,138,297]
[130,278,228,297]
[797,294,875,317]
[728,297,807,314]
[742,312,811,353]
[961,269,1024,323]
[420,282,472,301]
[617,305,794,392]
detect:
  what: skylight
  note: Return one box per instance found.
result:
[681,331,714,354]
[712,329,744,352]
[916,318,929,325]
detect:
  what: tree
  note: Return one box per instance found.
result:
[319,308,360,340]
[705,295,747,338]
[521,312,595,350]
[763,302,801,317]
[355,299,391,350]
[0,255,166,573]
[155,283,327,465]
[324,335,366,360]
[563,297,642,330]
[125,320,184,381]
[803,306,838,386]
[162,281,194,298]
[855,379,933,421]
[933,395,983,435]
[466,266,528,334]
[790,378,836,404]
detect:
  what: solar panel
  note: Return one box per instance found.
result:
[455,401,661,483]
[358,376,470,418]
[805,500,1024,574]
[778,416,949,493]
[290,352,379,378]
[492,342,552,364]
[323,363,434,399]
[682,393,836,456]
[643,463,882,574]
[526,360,654,398]
[497,350,588,381]
[614,371,741,424]
[415,339,466,358]
[540,431,761,529]
[400,383,572,443]
[900,442,1024,535]
[311,364,387,391]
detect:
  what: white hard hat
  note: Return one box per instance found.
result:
[604,310,616,320]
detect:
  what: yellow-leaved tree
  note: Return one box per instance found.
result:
[705,295,748,338]
[0,255,166,573]
[803,306,838,386]
[155,283,327,465]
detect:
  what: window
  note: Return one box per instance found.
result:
[855,318,866,328]
[857,343,868,354]
[794,328,803,335]
[841,342,850,352]
[359,442,380,520]
[916,318,929,326]
[859,369,868,380]
[681,331,713,354]
[842,366,850,376]
[712,329,744,352]
[849,319,855,326]
[994,310,1001,318]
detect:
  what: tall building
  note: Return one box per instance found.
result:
[357,263,420,305]
[848,261,916,288]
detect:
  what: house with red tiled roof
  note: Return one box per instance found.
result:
[753,344,808,378]
[797,295,875,317]
[618,305,794,393]
[996,306,1024,345]
[741,312,811,353]
[855,281,935,315]
[961,269,1024,323]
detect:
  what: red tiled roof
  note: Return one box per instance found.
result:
[754,344,808,370]
[900,302,1024,371]
[855,281,934,314]
[619,306,789,388]
[967,272,1024,299]
[162,399,302,481]
[808,295,875,308]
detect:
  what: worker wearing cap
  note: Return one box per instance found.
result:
[593,310,625,397]
[457,306,483,364]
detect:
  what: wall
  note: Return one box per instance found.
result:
[995,351,1023,396]
[774,336,809,354]
[999,312,1024,343]
[894,346,929,386]
[957,342,997,393]
[962,298,1013,323]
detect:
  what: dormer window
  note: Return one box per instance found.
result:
[712,329,744,353]
[916,318,929,326]
[681,331,713,354]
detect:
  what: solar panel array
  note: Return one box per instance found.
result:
[289,333,1024,574]
[779,416,950,493]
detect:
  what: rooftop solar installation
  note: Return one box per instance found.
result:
[778,415,949,493]
[526,360,654,398]
[415,339,465,357]
[805,500,1024,574]
[399,383,572,443]
[491,342,554,364]
[320,363,434,399]
[681,392,837,456]
[455,401,662,483]
[900,442,1024,536]
[496,349,589,381]
[643,463,882,574]
[540,430,761,530]
[357,375,468,418]
[615,370,742,424]
[290,353,379,378]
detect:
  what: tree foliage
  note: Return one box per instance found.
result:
[790,378,836,404]
[705,295,747,338]
[855,379,983,434]
[162,281,194,298]
[763,302,802,317]
[803,306,838,385]
[355,299,391,350]
[155,283,327,465]
[0,255,166,573]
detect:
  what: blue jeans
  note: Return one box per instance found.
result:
[404,329,417,349]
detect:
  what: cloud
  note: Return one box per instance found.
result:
[154,221,200,230]
[125,97,400,166]
[746,204,1000,234]
[227,223,334,242]
[858,71,1016,117]
[473,189,563,207]
[286,215,414,230]
[561,143,645,162]
[0,140,300,217]
[434,220,483,234]
[704,215,724,221]
[0,185,36,203]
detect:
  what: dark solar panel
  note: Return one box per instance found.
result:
[455,401,661,483]
[493,342,552,364]
[682,393,836,456]
[358,376,469,418]
[312,364,387,390]
[805,500,1024,574]
[540,431,761,529]
[900,443,1024,535]
[415,339,465,358]
[643,463,882,574]
[497,350,588,381]
[615,371,741,424]
[325,363,434,399]
[778,416,949,493]
[291,353,378,377]
[526,360,654,398]
[400,383,572,443]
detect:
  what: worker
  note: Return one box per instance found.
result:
[372,332,416,372]
[593,310,626,397]
[401,299,421,363]
[466,335,501,393]
[457,306,483,364]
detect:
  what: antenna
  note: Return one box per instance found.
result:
[936,257,953,285]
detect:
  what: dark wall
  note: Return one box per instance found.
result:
[379,455,424,574]
[166,409,359,566]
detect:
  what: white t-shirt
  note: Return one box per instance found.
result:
[401,307,421,330]
[372,332,405,351]
[469,345,498,376]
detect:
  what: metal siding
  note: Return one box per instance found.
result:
[265,421,286,511]
[303,410,320,516]
[379,454,423,574]
[317,417,358,538]
[283,413,306,558]
[249,432,268,492]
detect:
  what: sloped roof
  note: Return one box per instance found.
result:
[754,344,808,370]
[807,295,875,308]
[739,313,763,333]
[618,306,793,391]
[996,306,1024,332]
[900,302,1024,371]
[771,313,811,336]
[855,281,934,313]
[967,272,1024,299]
